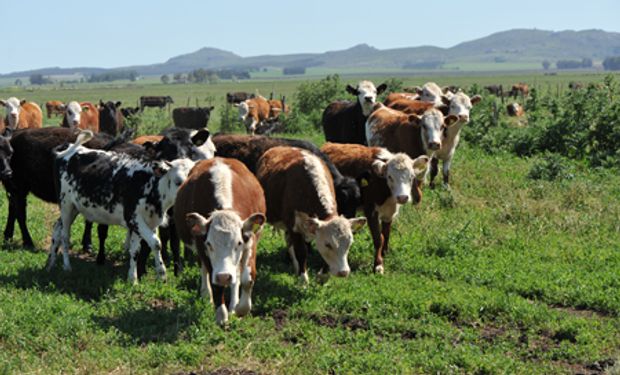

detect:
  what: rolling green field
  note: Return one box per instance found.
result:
[0,73,619,374]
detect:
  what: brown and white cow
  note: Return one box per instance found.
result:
[61,101,99,132]
[414,82,445,107]
[386,98,437,115]
[45,100,65,118]
[175,158,266,326]
[0,97,43,130]
[509,83,529,98]
[257,146,366,283]
[235,96,271,135]
[321,143,429,273]
[507,102,525,117]
[383,92,419,106]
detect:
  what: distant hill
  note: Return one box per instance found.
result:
[3,28,620,77]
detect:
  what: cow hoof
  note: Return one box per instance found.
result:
[298,272,309,285]
[216,305,229,326]
[82,245,93,254]
[235,302,251,317]
[374,265,384,274]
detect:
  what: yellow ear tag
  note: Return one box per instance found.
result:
[360,178,369,187]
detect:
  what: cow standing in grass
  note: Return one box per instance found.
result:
[61,101,99,132]
[1,97,43,130]
[175,158,266,325]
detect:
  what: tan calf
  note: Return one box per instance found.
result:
[0,97,43,130]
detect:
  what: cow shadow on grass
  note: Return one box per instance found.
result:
[0,250,127,302]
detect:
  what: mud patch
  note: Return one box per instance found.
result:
[272,309,288,330]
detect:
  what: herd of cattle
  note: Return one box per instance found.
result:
[0,79,488,325]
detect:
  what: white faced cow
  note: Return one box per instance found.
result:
[0,97,43,129]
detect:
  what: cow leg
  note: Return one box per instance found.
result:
[46,219,63,271]
[82,221,94,253]
[194,245,213,303]
[381,221,392,256]
[135,218,166,281]
[14,193,34,248]
[442,159,451,186]
[235,247,254,317]
[364,207,384,274]
[212,283,228,326]
[159,226,170,265]
[96,224,108,265]
[4,192,16,242]
[290,231,309,284]
[168,220,183,276]
[429,157,439,189]
[285,232,300,275]
[137,241,150,278]
[59,205,79,271]
[127,232,141,284]
[228,277,240,315]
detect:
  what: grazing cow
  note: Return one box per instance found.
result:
[175,158,266,325]
[257,146,366,283]
[98,100,124,136]
[322,80,387,145]
[509,83,529,98]
[226,92,255,104]
[45,100,65,118]
[121,107,140,119]
[321,143,429,273]
[507,102,525,117]
[172,106,215,130]
[61,101,99,132]
[484,85,504,96]
[46,130,195,284]
[212,133,361,218]
[428,92,482,187]
[0,97,43,130]
[140,96,174,111]
[366,104,458,159]
[235,96,271,135]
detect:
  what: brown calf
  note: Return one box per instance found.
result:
[257,146,366,283]
[0,98,43,130]
[321,143,428,273]
[175,157,266,326]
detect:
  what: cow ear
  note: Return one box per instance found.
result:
[186,212,210,237]
[348,217,366,233]
[376,83,387,94]
[407,114,421,127]
[414,86,423,95]
[371,159,387,178]
[412,155,430,177]
[242,213,266,241]
[0,100,5,106]
[346,85,359,96]
[20,99,26,106]
[115,101,122,108]
[294,211,321,236]
[441,95,451,106]
[470,95,482,105]
[209,106,214,111]
[99,100,105,107]
[444,115,459,127]
[191,129,210,146]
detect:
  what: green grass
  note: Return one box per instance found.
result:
[0,74,619,373]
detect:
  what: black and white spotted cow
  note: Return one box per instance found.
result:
[46,130,195,283]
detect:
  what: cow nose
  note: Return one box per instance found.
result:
[364,96,373,103]
[0,170,12,180]
[428,142,440,150]
[459,114,469,122]
[337,270,350,277]
[215,273,232,286]
[396,195,409,204]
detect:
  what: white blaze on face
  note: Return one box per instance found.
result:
[420,109,445,153]
[356,80,379,116]
[449,92,474,122]
[418,82,444,107]
[65,101,83,127]
[302,150,335,215]
[374,151,415,204]
[210,159,233,209]
[2,97,22,127]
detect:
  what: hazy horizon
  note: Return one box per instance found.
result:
[1,0,618,74]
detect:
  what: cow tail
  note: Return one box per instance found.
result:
[57,130,94,158]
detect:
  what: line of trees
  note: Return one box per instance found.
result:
[556,58,593,70]
[603,57,620,71]
[88,70,138,83]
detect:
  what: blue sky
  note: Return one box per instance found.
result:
[1,0,618,74]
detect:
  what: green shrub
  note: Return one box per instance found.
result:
[527,153,574,181]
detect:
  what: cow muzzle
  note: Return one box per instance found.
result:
[459,114,469,122]
[428,141,441,150]
[0,169,12,180]
[337,270,350,277]
[215,273,232,286]
[396,195,409,204]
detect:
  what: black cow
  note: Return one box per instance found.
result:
[484,85,504,96]
[121,107,140,118]
[140,96,174,110]
[226,92,255,104]
[99,100,124,136]
[172,106,215,130]
[212,133,361,219]
[322,80,387,145]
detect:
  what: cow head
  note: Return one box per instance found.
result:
[334,176,362,219]
[0,129,14,181]
[156,158,195,209]
[99,100,123,133]
[61,101,90,128]
[166,96,174,104]
[416,82,446,107]
[186,210,265,287]
[294,212,366,277]
[346,81,387,116]
[235,101,250,122]
[371,151,418,204]
[409,109,459,153]
[159,127,215,160]
[442,92,482,123]
[0,97,25,128]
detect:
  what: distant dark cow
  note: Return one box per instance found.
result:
[568,81,584,90]
[257,146,366,283]
[509,83,529,98]
[226,92,255,104]
[45,100,65,118]
[98,100,124,136]
[322,80,387,145]
[507,103,525,117]
[140,96,174,110]
[484,85,503,96]
[172,106,215,129]
[61,101,99,132]
[212,133,361,218]
[175,158,266,325]
[46,130,195,284]
[321,143,429,273]
[1,97,43,130]
[121,107,140,118]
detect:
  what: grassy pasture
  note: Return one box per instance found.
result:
[0,73,619,374]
